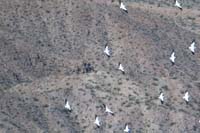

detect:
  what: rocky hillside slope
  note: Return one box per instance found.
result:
[0,0,200,132]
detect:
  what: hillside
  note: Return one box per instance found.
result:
[0,0,200,132]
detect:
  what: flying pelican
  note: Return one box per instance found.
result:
[169,50,176,65]
[103,104,114,115]
[174,0,183,10]
[104,45,111,57]
[64,99,72,111]
[118,62,125,74]
[94,115,100,128]
[183,91,189,103]
[119,0,128,13]
[124,123,130,132]
[189,40,196,55]
[159,92,164,104]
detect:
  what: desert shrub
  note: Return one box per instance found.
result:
[161,85,168,91]
[170,122,176,126]
[152,77,158,81]
[187,16,195,20]
[114,87,120,91]
[135,99,140,104]
[152,82,158,86]
[118,81,123,85]
[118,108,122,112]
[125,103,132,107]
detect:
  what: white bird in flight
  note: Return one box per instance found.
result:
[118,62,125,74]
[103,104,114,115]
[124,123,130,132]
[169,50,176,65]
[183,91,189,103]
[159,92,164,104]
[64,99,72,111]
[120,1,128,13]
[94,115,100,128]
[174,0,182,10]
[104,45,111,57]
[189,40,196,55]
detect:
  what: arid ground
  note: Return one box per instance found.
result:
[0,0,200,132]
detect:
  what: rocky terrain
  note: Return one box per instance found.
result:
[0,0,200,132]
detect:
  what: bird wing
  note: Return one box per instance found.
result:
[120,3,126,10]
[124,125,129,132]
[172,52,175,57]
[175,1,181,7]
[159,94,163,100]
[124,124,128,129]
[66,102,70,108]
[191,42,195,49]
[183,92,189,100]
[104,46,108,52]
[108,109,113,113]
[95,117,100,125]
[120,64,124,71]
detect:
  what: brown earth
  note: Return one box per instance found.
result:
[0,0,200,133]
